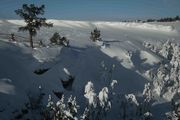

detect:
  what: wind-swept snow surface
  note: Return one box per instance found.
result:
[0,20,180,119]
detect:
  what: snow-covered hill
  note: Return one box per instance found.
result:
[0,20,180,119]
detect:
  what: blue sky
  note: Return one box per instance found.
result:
[0,0,180,21]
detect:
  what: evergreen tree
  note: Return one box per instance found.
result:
[15,4,53,48]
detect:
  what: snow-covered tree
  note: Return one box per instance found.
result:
[15,4,53,48]
[144,40,180,100]
[46,95,79,120]
[142,83,153,115]
[67,95,79,119]
[159,40,173,60]
[143,112,153,120]
[84,81,97,108]
[83,81,112,120]
[81,108,90,120]
[165,111,179,120]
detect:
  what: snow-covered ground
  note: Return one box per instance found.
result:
[0,20,180,119]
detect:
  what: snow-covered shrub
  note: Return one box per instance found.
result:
[81,107,90,120]
[67,95,79,119]
[143,83,153,103]
[144,40,180,100]
[45,95,79,120]
[83,81,112,120]
[90,28,102,42]
[50,32,60,44]
[118,84,154,120]
[166,92,180,120]
[84,81,97,108]
[159,40,174,60]
[171,92,180,118]
[39,40,46,47]
[50,32,69,47]
[143,112,153,120]
[142,83,154,115]
[143,41,159,53]
[165,111,179,120]
[98,87,111,111]
[110,80,118,90]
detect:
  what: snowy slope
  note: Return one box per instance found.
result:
[0,20,180,119]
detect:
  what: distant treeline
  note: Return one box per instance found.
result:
[147,16,180,22]
[122,16,180,23]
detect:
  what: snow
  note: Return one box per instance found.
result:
[32,46,63,62]
[94,21,177,33]
[98,87,109,108]
[0,78,15,95]
[63,67,71,76]
[125,94,139,106]
[0,19,180,119]
[140,50,161,65]
[110,80,117,89]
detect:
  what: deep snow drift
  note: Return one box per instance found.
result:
[0,20,180,119]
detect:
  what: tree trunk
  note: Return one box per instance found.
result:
[29,33,34,48]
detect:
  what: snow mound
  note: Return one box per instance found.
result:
[33,46,63,62]
[0,78,15,95]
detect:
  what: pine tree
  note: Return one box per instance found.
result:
[15,4,53,48]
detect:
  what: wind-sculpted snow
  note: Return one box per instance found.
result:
[0,78,15,95]
[32,46,63,62]
[2,19,177,33]
[94,21,177,33]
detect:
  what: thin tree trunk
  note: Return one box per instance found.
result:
[29,33,33,48]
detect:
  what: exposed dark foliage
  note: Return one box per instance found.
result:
[34,68,50,75]
[61,75,75,90]
[53,90,63,99]
[50,32,69,47]
[146,15,180,22]
[90,28,102,42]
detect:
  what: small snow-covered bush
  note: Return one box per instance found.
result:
[45,95,79,120]
[50,32,69,47]
[83,81,112,120]
[84,81,97,108]
[50,32,60,44]
[90,28,102,42]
